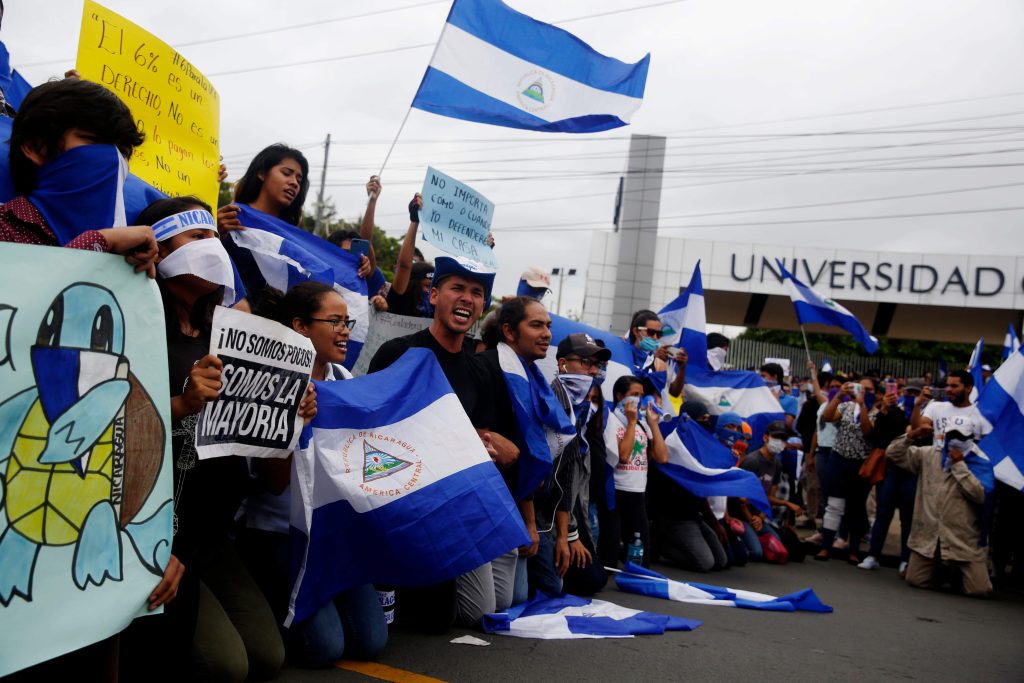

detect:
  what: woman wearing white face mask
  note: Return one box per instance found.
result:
[119,197,299,681]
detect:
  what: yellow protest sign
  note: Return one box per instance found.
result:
[75,1,220,209]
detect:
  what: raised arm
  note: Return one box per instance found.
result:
[390,194,423,296]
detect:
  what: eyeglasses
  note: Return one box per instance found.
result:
[564,355,606,370]
[637,326,663,339]
[310,317,357,331]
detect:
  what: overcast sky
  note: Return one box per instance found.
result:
[9,0,1024,316]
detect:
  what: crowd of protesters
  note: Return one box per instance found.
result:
[2,75,1021,683]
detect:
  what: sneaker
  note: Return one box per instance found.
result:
[858,555,880,570]
[833,537,849,550]
[898,561,908,578]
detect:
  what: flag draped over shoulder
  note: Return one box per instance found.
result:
[287,349,529,626]
[497,342,576,501]
[776,259,879,354]
[977,347,1024,491]
[616,563,833,613]
[226,204,369,369]
[657,417,772,515]
[482,591,701,639]
[412,0,649,133]
[1003,324,1021,363]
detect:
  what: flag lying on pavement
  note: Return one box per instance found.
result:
[482,591,701,639]
[615,563,833,613]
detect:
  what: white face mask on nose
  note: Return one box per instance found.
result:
[157,238,236,305]
[766,438,786,455]
[707,346,728,371]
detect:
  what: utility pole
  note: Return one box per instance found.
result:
[314,133,331,235]
[551,267,577,316]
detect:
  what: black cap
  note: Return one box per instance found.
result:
[765,419,794,438]
[556,332,612,362]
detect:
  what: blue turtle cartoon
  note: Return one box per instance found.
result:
[0,283,171,605]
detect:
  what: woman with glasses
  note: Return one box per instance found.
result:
[240,281,388,668]
[626,310,686,403]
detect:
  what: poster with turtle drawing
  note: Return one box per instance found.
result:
[0,243,172,677]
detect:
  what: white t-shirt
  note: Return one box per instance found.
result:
[605,412,651,493]
[922,400,988,445]
[816,402,838,449]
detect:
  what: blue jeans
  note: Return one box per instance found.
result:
[588,502,600,550]
[820,453,871,554]
[868,463,917,561]
[514,556,530,605]
[528,530,563,596]
[293,583,388,666]
[739,521,765,561]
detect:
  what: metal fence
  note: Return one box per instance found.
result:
[727,338,940,380]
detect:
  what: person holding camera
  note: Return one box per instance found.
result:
[816,378,882,562]
[911,370,987,445]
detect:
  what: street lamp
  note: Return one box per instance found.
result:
[550,267,577,316]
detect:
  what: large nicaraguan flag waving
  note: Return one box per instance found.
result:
[977,347,1024,491]
[657,417,772,515]
[616,563,833,613]
[776,259,879,354]
[412,0,649,133]
[483,591,701,639]
[226,204,369,370]
[287,349,529,626]
[657,263,784,442]
[497,342,577,501]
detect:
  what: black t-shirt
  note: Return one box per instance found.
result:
[368,328,492,428]
[740,451,781,497]
[475,348,524,496]
[167,328,249,569]
[647,465,704,522]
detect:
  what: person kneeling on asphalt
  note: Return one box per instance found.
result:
[886,418,992,597]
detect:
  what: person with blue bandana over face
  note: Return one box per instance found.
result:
[0,79,158,274]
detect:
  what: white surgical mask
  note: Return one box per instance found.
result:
[157,238,236,305]
[707,346,728,371]
[766,438,786,455]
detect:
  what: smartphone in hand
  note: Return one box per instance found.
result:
[349,238,371,260]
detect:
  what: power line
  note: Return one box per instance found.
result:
[18,0,450,68]
[496,205,1024,233]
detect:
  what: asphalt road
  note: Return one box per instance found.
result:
[278,557,1024,683]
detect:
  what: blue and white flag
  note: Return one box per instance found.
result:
[658,263,709,370]
[776,259,879,354]
[967,337,985,403]
[482,591,700,639]
[226,204,369,369]
[615,563,833,613]
[497,342,577,501]
[412,0,649,133]
[683,365,785,446]
[821,357,833,373]
[657,417,771,515]
[977,348,1024,491]
[1003,324,1021,363]
[287,349,529,626]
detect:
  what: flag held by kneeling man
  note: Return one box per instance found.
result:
[287,348,529,626]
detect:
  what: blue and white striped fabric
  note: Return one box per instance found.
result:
[657,417,771,515]
[977,347,1024,491]
[482,591,701,639]
[412,0,649,133]
[616,563,833,613]
[497,342,577,501]
[658,262,710,371]
[683,366,786,446]
[226,204,368,369]
[541,313,635,402]
[287,349,529,626]
[1003,324,1021,363]
[776,259,879,354]
[967,337,985,403]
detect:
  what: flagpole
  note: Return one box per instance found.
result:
[799,324,813,366]
[376,2,454,179]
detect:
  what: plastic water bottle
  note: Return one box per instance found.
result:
[626,532,644,566]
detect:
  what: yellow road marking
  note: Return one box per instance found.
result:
[335,660,449,683]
